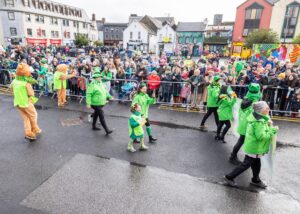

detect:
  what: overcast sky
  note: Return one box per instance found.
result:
[56,0,244,24]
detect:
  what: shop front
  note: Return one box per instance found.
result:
[231,42,252,59]
[127,40,148,52]
[50,39,62,46]
[26,38,47,46]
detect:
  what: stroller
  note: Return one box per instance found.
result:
[122,81,137,101]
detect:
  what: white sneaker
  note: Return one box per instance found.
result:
[88,115,92,123]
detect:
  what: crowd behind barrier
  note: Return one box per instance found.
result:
[1,68,299,117]
[0,44,299,118]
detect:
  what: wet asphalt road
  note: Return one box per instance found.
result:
[1,94,300,213]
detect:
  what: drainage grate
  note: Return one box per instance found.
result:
[60,118,83,127]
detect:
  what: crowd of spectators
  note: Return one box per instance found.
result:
[0,44,299,117]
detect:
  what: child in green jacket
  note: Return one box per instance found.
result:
[215,85,237,143]
[128,103,148,153]
[132,83,157,143]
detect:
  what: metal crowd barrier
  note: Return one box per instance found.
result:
[0,68,298,118]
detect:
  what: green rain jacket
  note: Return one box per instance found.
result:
[128,111,144,139]
[243,112,278,155]
[132,92,156,118]
[217,94,236,121]
[237,99,254,136]
[86,80,112,106]
[207,83,221,108]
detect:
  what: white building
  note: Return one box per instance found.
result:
[123,15,176,54]
[0,0,98,46]
[123,20,156,53]
[269,0,300,43]
[157,23,177,54]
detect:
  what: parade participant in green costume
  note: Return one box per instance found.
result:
[229,83,262,165]
[215,86,237,143]
[127,103,148,153]
[200,76,222,132]
[225,101,278,189]
[10,63,41,141]
[86,72,113,135]
[132,83,157,143]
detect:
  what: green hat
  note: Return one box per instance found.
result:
[248,83,260,93]
[41,58,47,64]
[62,55,66,60]
[138,82,147,89]
[245,83,262,102]
[213,76,221,82]
[92,72,101,79]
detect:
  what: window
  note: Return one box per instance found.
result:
[55,31,59,38]
[138,31,141,40]
[42,30,46,37]
[27,28,32,36]
[115,28,119,32]
[185,37,190,43]
[63,19,69,26]
[36,29,45,37]
[193,37,198,44]
[23,0,29,6]
[64,32,70,39]
[5,0,14,6]
[83,23,87,28]
[245,8,262,20]
[105,34,108,39]
[111,28,114,32]
[169,34,172,42]
[10,27,17,36]
[130,32,133,39]
[8,12,15,20]
[50,17,58,25]
[281,4,300,39]
[25,13,31,22]
[112,35,114,39]
[116,35,119,39]
[243,3,264,37]
[105,28,108,32]
[243,29,249,37]
[35,15,44,23]
[73,21,78,28]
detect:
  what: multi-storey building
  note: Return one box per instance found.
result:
[232,0,300,58]
[96,19,127,47]
[0,0,98,46]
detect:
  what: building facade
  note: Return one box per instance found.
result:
[97,18,127,47]
[0,0,98,46]
[270,0,300,43]
[176,22,206,56]
[204,20,233,56]
[157,23,177,55]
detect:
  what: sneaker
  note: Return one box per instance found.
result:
[250,181,267,189]
[149,136,157,143]
[229,156,242,165]
[105,130,113,135]
[127,147,136,153]
[139,145,149,151]
[223,176,237,187]
[199,125,208,132]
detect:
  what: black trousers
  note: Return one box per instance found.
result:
[91,105,108,131]
[226,155,261,183]
[201,107,219,126]
[145,118,150,127]
[216,120,231,139]
[231,135,246,157]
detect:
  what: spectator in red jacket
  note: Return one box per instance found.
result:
[147,71,161,96]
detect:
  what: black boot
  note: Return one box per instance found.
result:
[105,130,113,135]
[220,136,227,143]
[214,135,221,141]
[149,136,157,143]
[92,126,101,131]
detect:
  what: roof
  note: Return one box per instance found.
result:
[155,17,176,26]
[139,22,156,35]
[176,22,206,32]
[266,0,280,4]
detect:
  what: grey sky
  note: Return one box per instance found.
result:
[56,0,244,24]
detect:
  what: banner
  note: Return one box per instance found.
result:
[252,44,300,64]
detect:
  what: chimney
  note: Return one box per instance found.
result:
[92,13,96,21]
[102,17,106,23]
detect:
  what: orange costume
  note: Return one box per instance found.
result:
[10,63,42,141]
[53,64,75,107]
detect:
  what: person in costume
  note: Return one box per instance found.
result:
[224,101,278,189]
[127,103,149,153]
[229,83,262,165]
[215,86,237,144]
[86,72,113,135]
[53,64,76,107]
[200,76,222,132]
[132,83,157,143]
[10,63,42,141]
